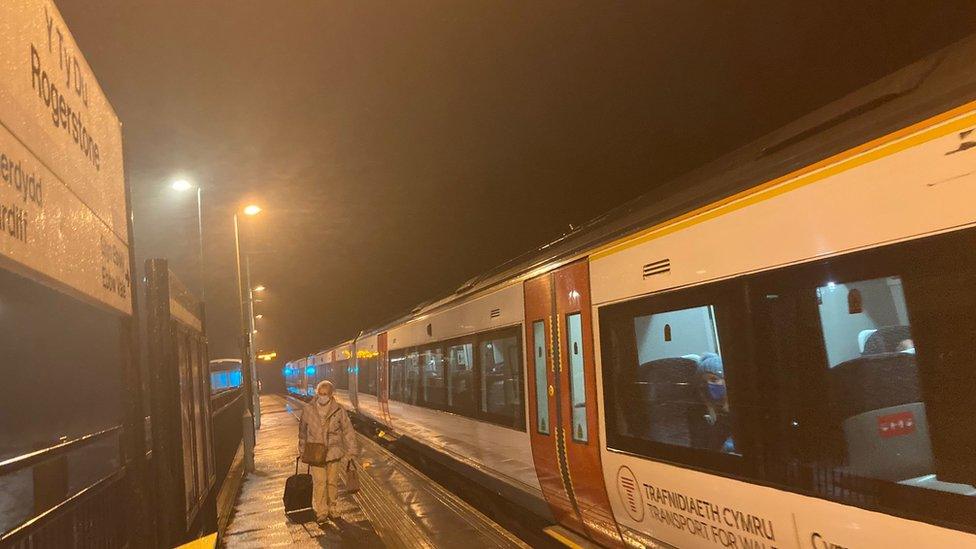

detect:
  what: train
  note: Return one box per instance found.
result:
[286,36,976,548]
[209,358,244,395]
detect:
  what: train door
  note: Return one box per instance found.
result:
[350,342,360,411]
[378,332,393,425]
[524,260,622,547]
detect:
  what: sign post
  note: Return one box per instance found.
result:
[0,1,145,545]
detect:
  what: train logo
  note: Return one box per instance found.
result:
[616,465,644,522]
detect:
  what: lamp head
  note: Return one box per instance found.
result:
[171,179,193,192]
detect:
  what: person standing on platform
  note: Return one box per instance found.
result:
[298,380,359,522]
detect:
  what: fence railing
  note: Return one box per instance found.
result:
[0,426,128,548]
[211,389,246,496]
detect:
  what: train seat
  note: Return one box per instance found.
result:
[861,325,913,355]
[830,352,934,481]
[634,357,699,446]
[857,329,876,353]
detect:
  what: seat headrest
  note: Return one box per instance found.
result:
[863,325,912,355]
[638,357,698,383]
[830,352,921,418]
[858,329,877,353]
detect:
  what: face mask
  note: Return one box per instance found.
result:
[706,382,726,402]
[317,395,331,405]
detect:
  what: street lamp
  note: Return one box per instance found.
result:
[253,285,266,292]
[169,178,205,302]
[234,204,265,432]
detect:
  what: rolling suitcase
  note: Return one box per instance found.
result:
[284,458,313,520]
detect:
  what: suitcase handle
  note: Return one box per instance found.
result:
[295,456,310,475]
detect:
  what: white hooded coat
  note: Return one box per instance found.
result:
[298,382,359,464]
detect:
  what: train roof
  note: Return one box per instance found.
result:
[318,34,976,353]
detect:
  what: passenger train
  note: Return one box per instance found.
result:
[286,37,976,548]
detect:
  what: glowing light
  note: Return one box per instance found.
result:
[305,366,316,376]
[253,285,266,292]
[171,179,192,191]
[255,314,264,319]
[243,204,262,216]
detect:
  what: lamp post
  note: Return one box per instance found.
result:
[171,179,205,302]
[234,205,263,432]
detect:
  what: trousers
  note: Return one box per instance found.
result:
[311,460,341,517]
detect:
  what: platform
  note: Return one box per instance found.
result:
[222,395,529,548]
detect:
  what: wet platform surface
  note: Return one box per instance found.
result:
[223,395,529,548]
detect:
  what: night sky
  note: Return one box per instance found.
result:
[55,1,975,366]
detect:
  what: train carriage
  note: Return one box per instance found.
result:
[287,36,976,548]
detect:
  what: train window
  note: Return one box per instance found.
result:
[566,313,588,442]
[633,305,734,453]
[421,347,448,408]
[762,276,975,491]
[601,291,741,465]
[816,276,912,367]
[753,230,976,530]
[447,342,475,415]
[478,329,525,429]
[209,362,243,394]
[532,321,550,434]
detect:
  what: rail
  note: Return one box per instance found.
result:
[0,469,126,546]
[0,425,121,477]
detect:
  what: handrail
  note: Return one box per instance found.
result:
[0,425,121,477]
[0,467,125,544]
[212,391,244,417]
[210,386,243,400]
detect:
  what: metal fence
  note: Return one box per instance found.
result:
[211,389,246,497]
[0,428,129,548]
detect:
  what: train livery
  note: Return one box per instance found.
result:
[286,37,976,548]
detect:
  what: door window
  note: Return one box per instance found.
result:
[389,351,405,401]
[533,320,550,434]
[421,347,448,408]
[404,350,420,405]
[566,313,588,442]
[447,342,475,415]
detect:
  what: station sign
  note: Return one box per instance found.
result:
[0,0,130,315]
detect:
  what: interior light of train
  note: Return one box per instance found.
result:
[305,366,316,376]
